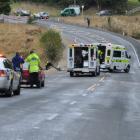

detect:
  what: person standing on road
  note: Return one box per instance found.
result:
[87,17,90,28]
[98,50,103,64]
[25,50,41,87]
[12,52,24,72]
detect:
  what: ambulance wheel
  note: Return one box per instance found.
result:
[92,69,97,77]
[70,72,74,77]
[124,65,130,73]
[41,81,45,87]
[97,67,100,76]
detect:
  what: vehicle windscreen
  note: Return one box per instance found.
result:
[23,62,29,70]
[113,51,121,57]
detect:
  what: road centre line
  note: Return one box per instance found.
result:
[82,93,88,97]
[99,76,105,82]
[91,87,96,92]
[46,114,58,121]
[87,76,106,92]
[87,84,97,91]
[70,101,77,105]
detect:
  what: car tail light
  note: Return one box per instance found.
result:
[0,70,7,77]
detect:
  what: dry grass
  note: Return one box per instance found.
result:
[11,2,60,16]
[0,23,47,65]
[60,15,140,37]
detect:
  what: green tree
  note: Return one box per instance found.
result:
[0,0,11,15]
[40,29,63,64]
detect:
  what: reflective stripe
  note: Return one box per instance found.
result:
[112,59,129,63]
[112,45,126,50]
[25,53,40,73]
[70,44,96,48]
[105,57,110,61]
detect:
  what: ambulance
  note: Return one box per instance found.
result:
[67,44,100,77]
[97,43,131,72]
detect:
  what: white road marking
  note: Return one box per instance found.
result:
[82,93,88,97]
[87,76,106,92]
[91,87,96,92]
[33,126,40,129]
[70,101,77,105]
[46,114,58,121]
[99,76,105,82]
[129,43,140,67]
[87,84,97,91]
[130,71,135,74]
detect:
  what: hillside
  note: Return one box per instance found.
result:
[0,23,46,63]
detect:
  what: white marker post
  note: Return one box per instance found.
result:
[81,5,84,16]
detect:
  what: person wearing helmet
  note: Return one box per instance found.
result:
[25,50,41,87]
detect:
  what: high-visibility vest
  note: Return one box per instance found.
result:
[25,53,41,73]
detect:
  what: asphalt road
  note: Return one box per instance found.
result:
[0,21,140,140]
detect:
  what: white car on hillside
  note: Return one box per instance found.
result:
[34,12,49,19]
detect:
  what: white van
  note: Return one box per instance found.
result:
[67,44,100,77]
[97,43,131,72]
[61,5,80,16]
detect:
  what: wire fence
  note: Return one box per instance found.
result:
[0,15,28,24]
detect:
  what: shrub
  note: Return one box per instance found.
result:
[40,29,63,64]
[27,16,35,24]
[0,0,11,15]
[132,32,140,39]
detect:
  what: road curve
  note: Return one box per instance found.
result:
[0,20,140,140]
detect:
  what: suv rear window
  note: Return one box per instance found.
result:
[113,51,121,58]
[23,62,29,70]
[3,59,13,69]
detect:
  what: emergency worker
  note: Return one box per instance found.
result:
[98,50,103,64]
[12,52,24,72]
[25,50,41,87]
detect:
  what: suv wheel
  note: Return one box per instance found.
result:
[124,65,130,73]
[41,81,45,87]
[6,84,13,97]
[70,72,74,77]
[13,84,20,95]
[92,69,97,77]
[97,67,100,76]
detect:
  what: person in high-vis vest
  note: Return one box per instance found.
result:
[25,50,41,87]
[98,50,103,64]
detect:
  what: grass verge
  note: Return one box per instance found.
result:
[11,2,60,17]
[0,23,47,65]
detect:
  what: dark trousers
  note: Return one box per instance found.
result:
[30,72,39,86]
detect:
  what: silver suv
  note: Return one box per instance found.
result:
[0,55,21,97]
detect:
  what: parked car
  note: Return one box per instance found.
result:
[21,62,45,88]
[34,12,49,19]
[0,55,21,97]
[96,10,112,16]
[15,9,30,16]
